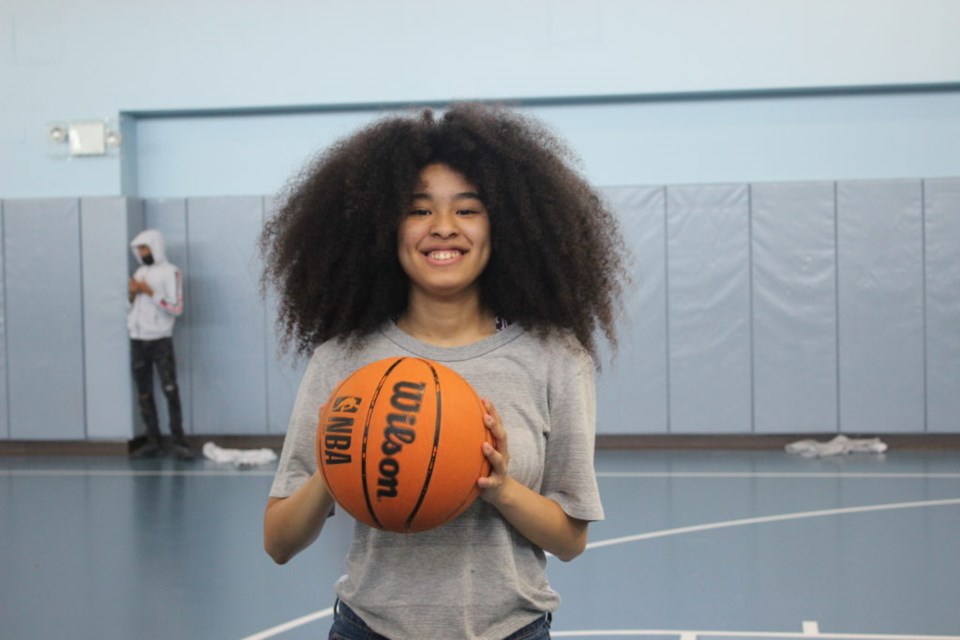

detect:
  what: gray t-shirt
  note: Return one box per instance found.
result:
[270,322,604,639]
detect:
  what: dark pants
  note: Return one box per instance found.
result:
[329,600,551,640]
[131,338,184,444]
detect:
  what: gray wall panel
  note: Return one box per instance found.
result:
[667,185,752,433]
[187,197,267,434]
[0,203,6,439]
[837,180,925,432]
[144,199,191,435]
[596,186,668,433]
[924,178,960,433]
[81,198,141,439]
[752,182,838,433]
[4,199,85,439]
[5,174,959,440]
[263,196,307,434]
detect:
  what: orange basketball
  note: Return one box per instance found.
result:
[316,357,493,533]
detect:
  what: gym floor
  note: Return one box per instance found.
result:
[1,447,958,640]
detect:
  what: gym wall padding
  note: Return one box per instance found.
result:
[143,196,303,437]
[186,197,268,435]
[665,184,752,434]
[4,199,86,440]
[1,177,959,440]
[923,177,960,434]
[263,196,308,434]
[0,202,6,439]
[837,181,925,433]
[751,182,838,434]
[81,197,143,439]
[144,198,191,437]
[595,186,668,434]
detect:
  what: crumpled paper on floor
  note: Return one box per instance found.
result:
[202,441,278,467]
[785,434,887,458]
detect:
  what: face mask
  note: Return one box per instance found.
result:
[142,253,155,265]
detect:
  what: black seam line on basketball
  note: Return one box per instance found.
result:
[406,359,443,530]
[361,358,404,530]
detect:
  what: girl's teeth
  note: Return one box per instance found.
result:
[430,250,461,260]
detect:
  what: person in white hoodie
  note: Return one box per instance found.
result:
[127,229,193,459]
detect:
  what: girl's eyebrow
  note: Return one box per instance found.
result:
[411,191,483,200]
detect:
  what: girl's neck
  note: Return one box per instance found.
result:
[396,293,496,348]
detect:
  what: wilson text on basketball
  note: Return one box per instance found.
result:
[377,380,426,498]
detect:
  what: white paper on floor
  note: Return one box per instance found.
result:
[202,441,278,467]
[785,434,888,458]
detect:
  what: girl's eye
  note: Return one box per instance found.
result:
[408,209,430,216]
[457,209,480,216]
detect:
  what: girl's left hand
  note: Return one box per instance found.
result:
[477,398,510,500]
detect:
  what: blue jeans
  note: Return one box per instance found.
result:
[329,600,552,640]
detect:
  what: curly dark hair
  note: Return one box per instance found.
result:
[260,103,627,360]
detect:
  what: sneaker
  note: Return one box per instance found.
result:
[171,442,196,461]
[132,442,162,458]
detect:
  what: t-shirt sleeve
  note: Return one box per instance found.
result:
[541,344,605,522]
[269,349,331,498]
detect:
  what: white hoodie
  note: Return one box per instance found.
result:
[127,229,184,340]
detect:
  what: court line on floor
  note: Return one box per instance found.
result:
[596,471,960,479]
[549,630,960,639]
[242,620,960,640]
[241,613,960,640]
[0,468,276,476]
[584,497,960,551]
[241,607,334,640]
[240,497,960,640]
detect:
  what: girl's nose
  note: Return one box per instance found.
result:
[429,211,459,237]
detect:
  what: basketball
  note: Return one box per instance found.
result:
[316,357,493,533]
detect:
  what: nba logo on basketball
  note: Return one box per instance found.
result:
[322,397,361,465]
[333,396,361,413]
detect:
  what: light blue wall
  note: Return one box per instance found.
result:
[2,2,960,440]
[133,91,960,198]
[3,1,960,198]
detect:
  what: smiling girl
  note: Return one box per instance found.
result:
[261,103,627,640]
